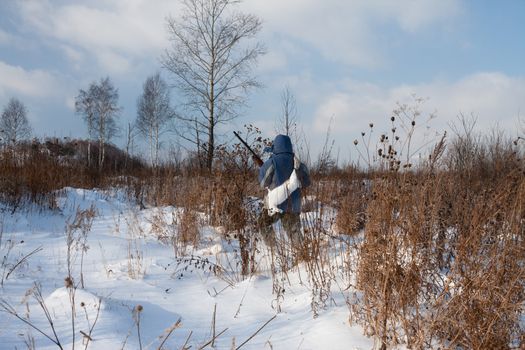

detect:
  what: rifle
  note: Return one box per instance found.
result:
[233,131,264,167]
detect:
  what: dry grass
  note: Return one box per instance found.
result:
[346,115,525,349]
[1,119,523,349]
[0,138,145,211]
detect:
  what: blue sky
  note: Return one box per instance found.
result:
[0,0,524,162]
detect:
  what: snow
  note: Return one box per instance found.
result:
[0,188,374,349]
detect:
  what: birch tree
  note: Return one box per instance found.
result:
[136,73,173,168]
[125,122,137,169]
[162,0,265,171]
[75,77,121,169]
[96,77,120,168]
[75,83,97,166]
[0,98,31,145]
[276,86,298,138]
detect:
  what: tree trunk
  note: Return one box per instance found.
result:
[207,65,215,170]
[99,116,105,169]
[155,124,160,169]
[207,117,214,171]
[99,137,104,169]
[87,120,93,167]
[87,141,91,167]
[206,15,216,173]
[149,127,154,168]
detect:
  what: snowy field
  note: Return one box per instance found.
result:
[0,188,374,349]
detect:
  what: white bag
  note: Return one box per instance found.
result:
[265,157,302,216]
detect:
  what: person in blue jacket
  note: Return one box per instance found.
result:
[258,134,310,248]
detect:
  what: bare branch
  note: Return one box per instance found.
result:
[162,0,264,170]
[0,98,32,145]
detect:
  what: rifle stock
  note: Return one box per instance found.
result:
[233,131,264,167]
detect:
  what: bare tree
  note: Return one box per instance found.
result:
[275,86,310,163]
[136,73,174,168]
[0,98,31,145]
[162,0,265,171]
[96,77,121,168]
[75,77,121,169]
[125,122,137,169]
[75,83,97,166]
[276,85,298,138]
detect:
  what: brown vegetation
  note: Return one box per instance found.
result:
[1,118,524,349]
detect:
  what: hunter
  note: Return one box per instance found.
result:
[257,134,311,249]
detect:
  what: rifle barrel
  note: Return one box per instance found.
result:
[233,131,263,166]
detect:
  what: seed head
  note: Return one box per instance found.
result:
[411,120,416,126]
[353,139,358,146]
[64,277,74,288]
[136,305,143,312]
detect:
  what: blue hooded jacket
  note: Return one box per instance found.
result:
[258,135,310,213]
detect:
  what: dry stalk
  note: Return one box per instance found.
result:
[0,283,64,349]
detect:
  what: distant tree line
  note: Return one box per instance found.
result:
[2,0,273,172]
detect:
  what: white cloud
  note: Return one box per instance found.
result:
[0,61,73,133]
[96,51,132,75]
[0,28,12,45]
[313,90,386,134]
[294,72,523,162]
[16,0,180,74]
[59,45,85,71]
[389,73,525,135]
[65,97,76,111]
[257,50,288,73]
[0,61,63,99]
[312,72,525,139]
[242,0,462,68]
[12,0,462,74]
[377,0,461,32]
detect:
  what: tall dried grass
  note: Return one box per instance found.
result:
[1,115,523,349]
[347,115,524,349]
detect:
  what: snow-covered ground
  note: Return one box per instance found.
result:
[0,188,374,349]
